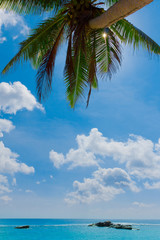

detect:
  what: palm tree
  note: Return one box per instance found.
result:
[1,0,159,108]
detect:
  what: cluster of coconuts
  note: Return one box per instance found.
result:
[68,0,92,23]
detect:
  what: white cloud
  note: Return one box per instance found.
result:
[0,195,12,203]
[0,184,12,194]
[0,82,44,114]
[0,36,6,43]
[144,181,160,190]
[132,201,154,208]
[65,168,139,204]
[50,128,160,179]
[0,9,30,42]
[66,179,123,204]
[25,189,33,193]
[0,141,35,174]
[61,128,160,179]
[12,178,16,186]
[36,179,46,185]
[0,175,11,194]
[12,35,18,40]
[0,119,15,137]
[50,129,160,203]
[50,150,65,168]
[0,175,8,184]
[50,148,98,169]
[93,168,140,193]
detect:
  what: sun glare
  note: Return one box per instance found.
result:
[102,32,107,39]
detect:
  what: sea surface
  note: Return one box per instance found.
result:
[1,219,160,240]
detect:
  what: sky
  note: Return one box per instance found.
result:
[0,1,160,219]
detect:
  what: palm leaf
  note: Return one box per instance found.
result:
[95,29,122,79]
[111,19,160,55]
[105,0,118,7]
[64,32,74,95]
[68,50,88,108]
[2,12,66,74]
[65,28,89,108]
[36,23,65,101]
[30,50,44,69]
[0,0,67,14]
[86,30,97,107]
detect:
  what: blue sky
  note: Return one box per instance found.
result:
[0,1,160,219]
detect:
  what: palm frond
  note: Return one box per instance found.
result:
[68,50,88,108]
[105,0,118,7]
[111,19,160,55]
[64,32,74,94]
[86,31,97,107]
[95,29,122,79]
[30,50,44,69]
[65,27,89,108]
[36,24,65,101]
[0,0,68,14]
[2,12,66,74]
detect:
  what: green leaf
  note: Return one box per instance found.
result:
[2,12,66,74]
[105,0,118,7]
[36,24,65,101]
[86,30,97,107]
[94,29,122,79]
[65,39,89,108]
[0,0,67,14]
[111,19,160,55]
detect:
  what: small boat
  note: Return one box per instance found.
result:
[15,225,30,229]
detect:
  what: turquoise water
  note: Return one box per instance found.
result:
[1,219,160,240]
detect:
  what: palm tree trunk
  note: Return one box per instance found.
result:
[89,0,153,29]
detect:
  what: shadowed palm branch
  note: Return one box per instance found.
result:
[2,0,160,107]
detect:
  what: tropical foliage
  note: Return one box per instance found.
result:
[1,0,160,107]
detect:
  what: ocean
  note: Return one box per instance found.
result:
[1,219,160,240]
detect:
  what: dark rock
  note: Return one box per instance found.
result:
[15,225,30,229]
[88,221,132,230]
[110,224,132,230]
[95,221,112,227]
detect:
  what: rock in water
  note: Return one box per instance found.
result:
[88,221,132,230]
[95,221,112,227]
[15,225,30,229]
[110,224,132,230]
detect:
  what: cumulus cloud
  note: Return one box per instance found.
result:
[93,168,140,193]
[0,9,30,42]
[12,178,16,186]
[0,195,12,203]
[50,150,65,168]
[53,128,160,179]
[132,201,154,208]
[25,189,33,193]
[65,168,139,204]
[36,179,46,185]
[0,175,11,194]
[0,36,6,43]
[0,82,44,114]
[0,141,35,174]
[0,119,15,137]
[51,128,160,203]
[144,181,160,190]
[50,148,98,169]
